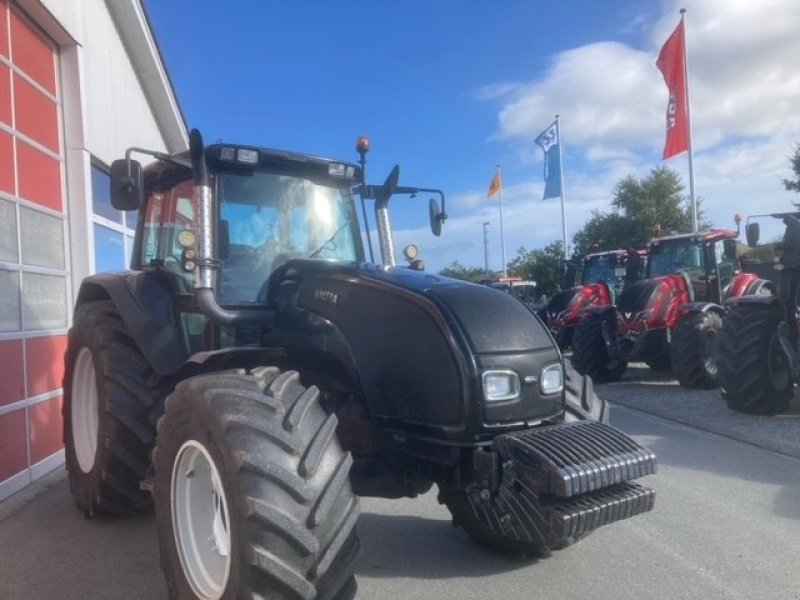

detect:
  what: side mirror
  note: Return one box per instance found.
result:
[723,238,737,259]
[429,198,444,237]
[745,222,760,247]
[110,159,144,210]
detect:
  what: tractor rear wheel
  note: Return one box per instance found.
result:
[153,367,360,600]
[717,304,793,414]
[670,312,722,389]
[571,312,626,383]
[63,300,165,516]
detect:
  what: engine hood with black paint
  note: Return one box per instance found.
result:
[267,260,564,444]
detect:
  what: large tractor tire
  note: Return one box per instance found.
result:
[670,311,722,389]
[571,312,626,383]
[717,304,793,415]
[564,360,609,423]
[63,300,165,516]
[645,356,671,372]
[437,485,545,558]
[152,367,360,600]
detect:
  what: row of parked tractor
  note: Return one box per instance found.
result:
[538,214,799,416]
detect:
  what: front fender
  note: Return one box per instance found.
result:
[675,301,725,320]
[578,304,616,320]
[724,292,783,311]
[75,271,187,376]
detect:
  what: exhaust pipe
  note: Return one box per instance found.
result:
[189,129,271,325]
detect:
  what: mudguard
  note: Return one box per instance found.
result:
[74,271,187,376]
[727,272,775,298]
[724,293,782,310]
[578,303,616,319]
[675,301,724,320]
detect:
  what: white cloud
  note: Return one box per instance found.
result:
[429,0,800,274]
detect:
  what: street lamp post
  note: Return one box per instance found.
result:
[483,221,490,276]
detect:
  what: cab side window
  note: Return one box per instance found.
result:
[715,240,737,287]
[141,178,196,293]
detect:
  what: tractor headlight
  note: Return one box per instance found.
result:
[540,363,563,395]
[482,370,520,402]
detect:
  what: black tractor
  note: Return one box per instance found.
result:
[63,130,656,599]
[717,213,799,414]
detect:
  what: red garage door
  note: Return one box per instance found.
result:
[0,0,68,498]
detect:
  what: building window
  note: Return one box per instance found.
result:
[91,162,134,272]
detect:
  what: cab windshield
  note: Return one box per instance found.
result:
[648,239,705,278]
[217,169,359,304]
[583,254,622,286]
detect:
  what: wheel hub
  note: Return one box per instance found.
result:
[768,333,791,390]
[71,347,99,474]
[171,440,232,600]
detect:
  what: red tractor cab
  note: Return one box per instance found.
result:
[571,229,774,387]
[544,248,645,349]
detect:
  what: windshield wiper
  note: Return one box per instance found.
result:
[309,219,351,259]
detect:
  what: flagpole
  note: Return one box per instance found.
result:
[556,115,568,260]
[498,164,507,277]
[680,8,697,232]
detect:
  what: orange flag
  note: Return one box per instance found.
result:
[487,168,502,198]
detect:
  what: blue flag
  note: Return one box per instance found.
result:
[535,120,562,199]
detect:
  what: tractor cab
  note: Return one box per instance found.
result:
[544,248,644,349]
[647,231,739,303]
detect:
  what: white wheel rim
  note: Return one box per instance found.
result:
[171,440,232,600]
[71,347,99,474]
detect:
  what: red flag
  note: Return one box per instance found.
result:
[656,19,689,159]
[487,168,502,198]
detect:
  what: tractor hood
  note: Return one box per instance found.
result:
[361,265,554,353]
[268,259,563,440]
[616,274,690,329]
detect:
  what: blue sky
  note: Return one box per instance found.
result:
[146,0,800,273]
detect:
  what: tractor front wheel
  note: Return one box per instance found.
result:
[564,361,609,423]
[571,312,626,383]
[152,367,360,600]
[670,311,722,389]
[717,305,793,414]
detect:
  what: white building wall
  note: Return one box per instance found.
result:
[40,0,175,163]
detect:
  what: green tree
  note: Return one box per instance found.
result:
[783,144,800,196]
[507,240,564,298]
[439,261,485,282]
[572,167,707,256]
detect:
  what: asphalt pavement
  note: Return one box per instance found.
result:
[601,362,800,459]
[1,364,798,599]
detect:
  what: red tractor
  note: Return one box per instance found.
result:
[718,213,798,414]
[571,228,774,386]
[544,248,645,349]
